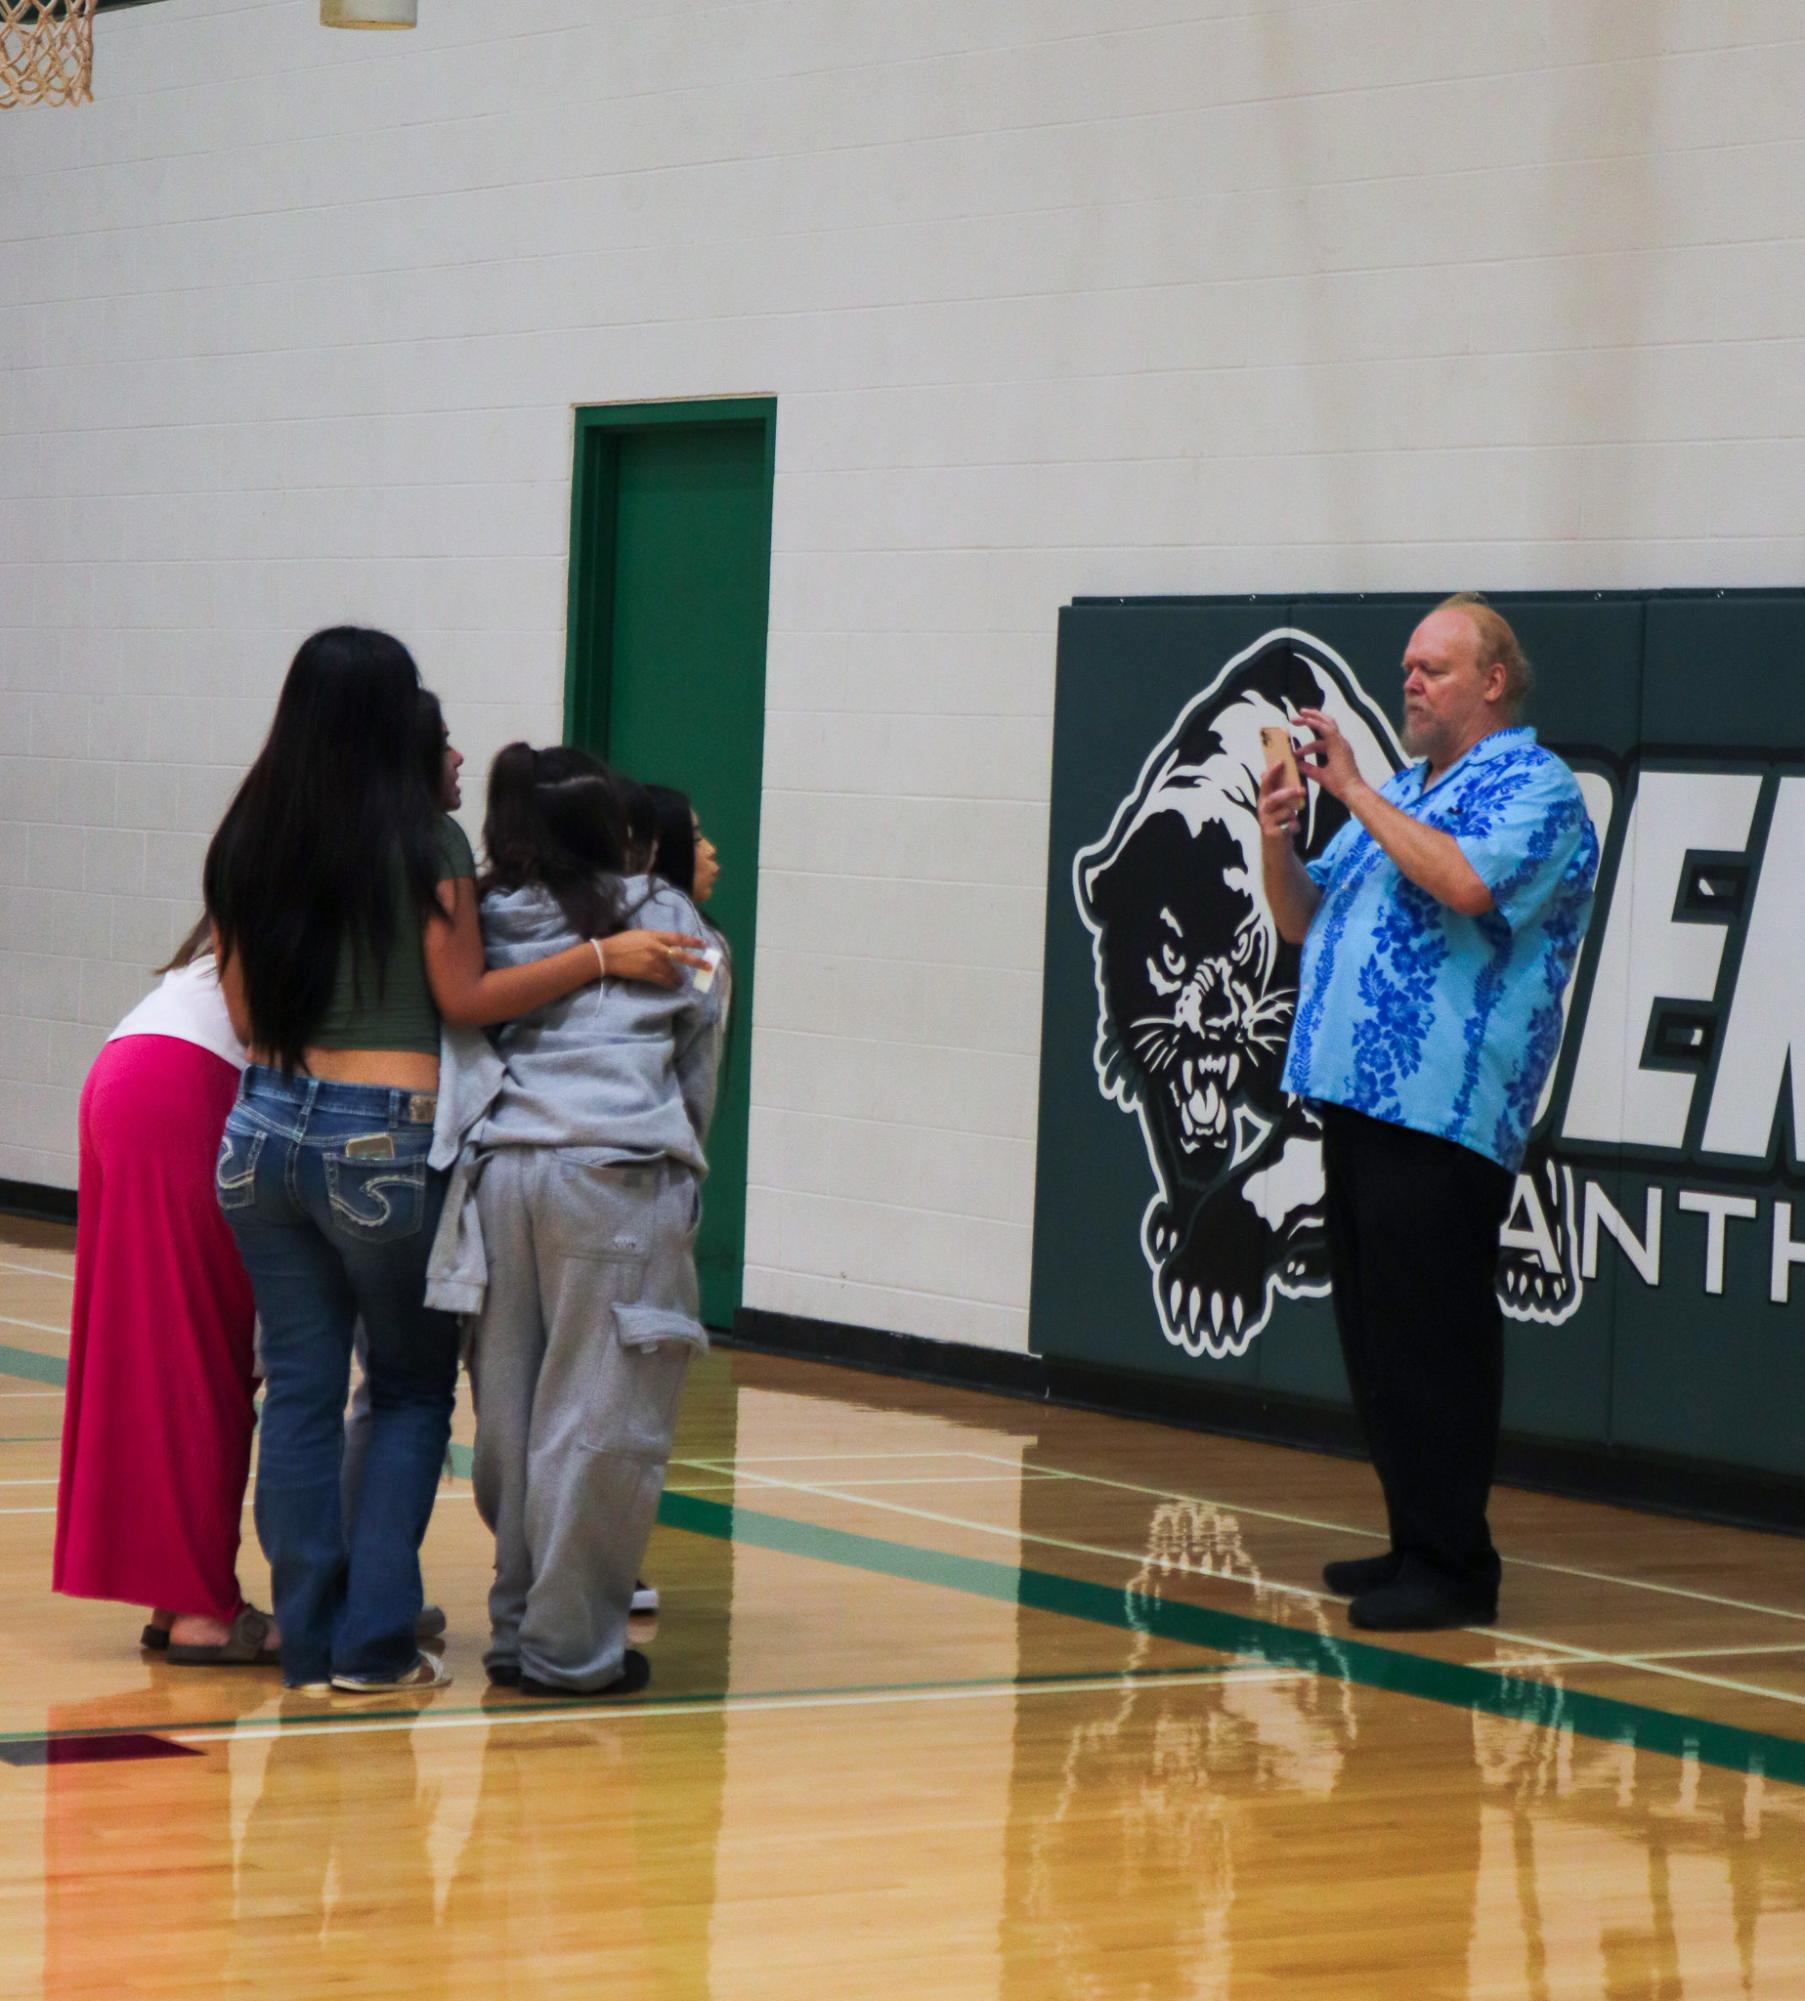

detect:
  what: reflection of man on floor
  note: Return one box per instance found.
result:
[1260,595,1598,1631]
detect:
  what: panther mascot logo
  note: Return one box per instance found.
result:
[1075,630,1398,1358]
[1075,626,1586,1362]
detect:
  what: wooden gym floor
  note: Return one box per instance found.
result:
[2,1212,1803,1998]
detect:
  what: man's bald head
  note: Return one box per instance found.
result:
[1434,593,1532,720]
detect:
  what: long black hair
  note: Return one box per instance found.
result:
[479,743,631,940]
[645,784,697,896]
[203,627,442,1071]
[615,773,656,873]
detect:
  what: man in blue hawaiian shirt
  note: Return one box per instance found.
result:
[1260,595,1598,1632]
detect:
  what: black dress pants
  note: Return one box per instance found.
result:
[1319,1105,1515,1601]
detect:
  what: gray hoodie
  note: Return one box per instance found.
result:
[423,876,723,1314]
[479,877,722,1167]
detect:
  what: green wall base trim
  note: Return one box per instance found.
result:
[0,1178,77,1225]
[727,1309,1805,1541]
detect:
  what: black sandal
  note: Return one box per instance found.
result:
[165,1604,281,1667]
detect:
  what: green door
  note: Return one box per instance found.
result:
[565,400,775,1328]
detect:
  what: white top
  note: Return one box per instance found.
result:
[106,958,247,1071]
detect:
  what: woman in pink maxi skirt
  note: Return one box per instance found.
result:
[53,937,275,1662]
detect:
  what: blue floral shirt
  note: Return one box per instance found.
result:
[1281,726,1598,1171]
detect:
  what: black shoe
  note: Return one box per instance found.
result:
[517,1651,651,1700]
[1347,1579,1496,1632]
[486,1662,521,1688]
[1321,1551,1402,1598]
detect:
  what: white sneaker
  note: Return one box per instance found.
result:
[631,1579,659,1614]
[330,1652,453,1694]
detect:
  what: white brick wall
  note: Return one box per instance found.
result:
[6,0,1805,1347]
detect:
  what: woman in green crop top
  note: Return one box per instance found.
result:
[202,628,705,1694]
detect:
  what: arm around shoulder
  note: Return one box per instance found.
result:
[423,877,603,1028]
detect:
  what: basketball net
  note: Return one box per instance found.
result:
[1,0,95,108]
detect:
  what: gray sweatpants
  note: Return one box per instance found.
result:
[468,1149,703,1691]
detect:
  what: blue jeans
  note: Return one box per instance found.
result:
[217,1068,457,1685]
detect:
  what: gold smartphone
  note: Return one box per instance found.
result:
[343,1132,397,1161]
[1260,725,1301,793]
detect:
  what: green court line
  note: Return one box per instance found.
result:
[651,1493,1805,1789]
[21,1350,1805,1785]
[0,1341,69,1389]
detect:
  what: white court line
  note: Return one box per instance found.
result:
[674,1451,996,1466]
[0,1478,55,1486]
[1465,1652,1805,1717]
[689,1446,1805,1633]
[0,1261,73,1283]
[1474,1643,1805,1670]
[1618,1641,1805,1663]
[687,1461,1601,1661]
[702,1471,1061,1490]
[1598,1656,1805,1711]
[173,1664,1313,1746]
[696,1465,1805,1713]
[0,1393,60,1400]
[976,1455,1805,1632]
[1471,1654,1609,1672]
[670,1457,1060,1490]
[1480,1642,1805,1711]
[0,1314,66,1338]
[0,1507,51,1515]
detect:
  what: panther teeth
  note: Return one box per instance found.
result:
[1176,1077,1228,1146]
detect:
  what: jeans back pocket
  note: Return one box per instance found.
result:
[324,1150,427,1241]
[215,1128,265,1212]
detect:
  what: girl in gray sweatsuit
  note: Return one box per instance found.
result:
[463,745,722,1697]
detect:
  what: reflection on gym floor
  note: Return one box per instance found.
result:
[5,1219,1805,1999]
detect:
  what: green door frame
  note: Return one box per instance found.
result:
[563,397,776,1326]
[563,398,778,748]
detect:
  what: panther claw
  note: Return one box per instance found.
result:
[1165,1277,1252,1351]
